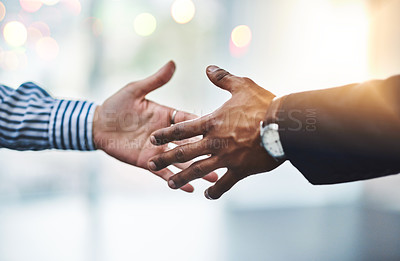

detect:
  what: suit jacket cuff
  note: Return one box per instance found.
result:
[264,96,288,124]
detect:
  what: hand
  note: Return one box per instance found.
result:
[93,61,218,192]
[148,65,285,199]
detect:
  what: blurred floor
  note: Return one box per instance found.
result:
[1,196,399,261]
[226,205,400,261]
[0,194,226,261]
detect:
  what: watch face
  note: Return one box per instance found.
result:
[261,124,285,158]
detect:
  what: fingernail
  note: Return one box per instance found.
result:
[168,60,176,72]
[148,161,157,171]
[204,189,215,200]
[207,65,219,73]
[150,136,157,145]
[168,179,176,189]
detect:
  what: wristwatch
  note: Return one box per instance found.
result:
[260,121,286,161]
[259,96,287,161]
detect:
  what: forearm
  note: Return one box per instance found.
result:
[0,82,96,151]
[270,75,400,184]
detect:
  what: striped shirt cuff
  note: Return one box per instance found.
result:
[49,99,97,151]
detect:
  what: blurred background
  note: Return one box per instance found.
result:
[0,0,400,260]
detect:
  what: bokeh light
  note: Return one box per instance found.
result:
[0,1,6,22]
[63,0,81,16]
[133,13,157,37]
[3,21,28,47]
[30,21,51,37]
[27,26,43,45]
[20,0,43,13]
[36,36,59,61]
[171,0,195,24]
[41,0,59,6]
[85,17,103,37]
[231,25,252,48]
[230,39,248,58]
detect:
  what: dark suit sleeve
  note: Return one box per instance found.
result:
[276,75,400,184]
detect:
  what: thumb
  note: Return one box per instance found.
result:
[206,65,239,93]
[135,60,176,97]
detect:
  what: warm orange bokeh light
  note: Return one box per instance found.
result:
[231,25,252,48]
[20,0,43,13]
[30,21,51,37]
[0,1,6,22]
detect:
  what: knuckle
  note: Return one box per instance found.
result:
[241,77,252,83]
[241,77,255,86]
[126,81,137,89]
[192,163,204,177]
[202,121,211,133]
[203,116,217,132]
[215,69,230,82]
[172,124,183,139]
[175,147,185,161]
[156,130,166,144]
[154,154,168,168]
[212,154,221,164]
[126,82,142,96]
[173,174,186,186]
[154,75,167,86]
[205,138,216,152]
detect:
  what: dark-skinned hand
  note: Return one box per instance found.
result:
[148,65,284,199]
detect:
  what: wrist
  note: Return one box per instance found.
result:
[264,96,286,124]
[260,95,288,162]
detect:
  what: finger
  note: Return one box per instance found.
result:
[167,157,222,189]
[173,162,219,183]
[206,65,240,93]
[152,168,194,193]
[174,110,198,123]
[173,135,202,146]
[148,139,211,171]
[180,183,195,193]
[173,161,192,170]
[165,108,197,126]
[204,170,239,200]
[150,117,208,146]
[203,172,219,182]
[135,61,176,97]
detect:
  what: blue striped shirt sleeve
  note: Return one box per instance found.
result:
[0,82,97,151]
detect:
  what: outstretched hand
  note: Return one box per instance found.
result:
[148,65,284,199]
[92,61,218,192]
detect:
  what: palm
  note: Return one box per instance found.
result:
[126,101,173,169]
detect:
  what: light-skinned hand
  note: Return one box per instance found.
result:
[93,61,218,192]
